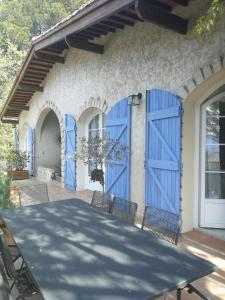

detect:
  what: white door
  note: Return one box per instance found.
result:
[85,113,104,191]
[200,92,225,228]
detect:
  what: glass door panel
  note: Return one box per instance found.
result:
[201,94,225,228]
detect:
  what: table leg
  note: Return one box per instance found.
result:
[176,288,182,300]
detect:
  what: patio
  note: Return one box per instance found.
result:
[3,179,224,300]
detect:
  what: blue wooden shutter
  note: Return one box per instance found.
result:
[105,98,131,200]
[64,114,76,191]
[27,126,33,176]
[13,128,18,150]
[145,89,182,214]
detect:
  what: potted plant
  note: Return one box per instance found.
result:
[5,150,29,180]
[72,135,129,192]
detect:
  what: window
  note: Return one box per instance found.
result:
[87,113,105,174]
[204,98,225,199]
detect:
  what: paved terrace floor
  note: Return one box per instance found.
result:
[6,179,225,300]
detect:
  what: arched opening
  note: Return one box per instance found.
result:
[76,107,104,191]
[35,109,62,181]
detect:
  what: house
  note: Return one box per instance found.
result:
[1,0,225,233]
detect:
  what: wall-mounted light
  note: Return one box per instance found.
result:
[128,93,142,106]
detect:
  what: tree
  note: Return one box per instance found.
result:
[73,135,129,192]
[194,0,225,35]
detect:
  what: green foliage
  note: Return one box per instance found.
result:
[194,0,225,35]
[0,123,13,165]
[0,172,14,209]
[72,135,129,187]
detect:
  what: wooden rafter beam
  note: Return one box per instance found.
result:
[8,105,29,111]
[1,119,19,124]
[135,0,188,34]
[169,0,188,6]
[15,90,34,94]
[34,52,65,64]
[26,70,49,76]
[92,23,115,33]
[101,20,124,30]
[109,15,134,26]
[75,33,95,40]
[85,27,108,35]
[18,84,43,92]
[23,74,45,80]
[65,36,104,54]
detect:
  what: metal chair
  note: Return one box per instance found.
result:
[142,206,208,300]
[18,183,49,207]
[141,206,181,245]
[0,260,11,300]
[0,229,39,298]
[91,190,113,213]
[111,197,137,225]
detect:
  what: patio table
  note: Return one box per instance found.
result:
[1,199,216,300]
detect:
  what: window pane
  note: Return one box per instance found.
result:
[89,114,99,130]
[206,117,225,144]
[206,145,225,171]
[205,173,225,199]
[206,99,225,117]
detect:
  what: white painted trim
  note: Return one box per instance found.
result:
[192,77,225,229]
[200,91,225,227]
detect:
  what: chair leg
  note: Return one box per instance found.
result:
[176,288,182,300]
[187,284,209,300]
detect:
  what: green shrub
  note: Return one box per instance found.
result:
[5,150,29,171]
[0,172,14,209]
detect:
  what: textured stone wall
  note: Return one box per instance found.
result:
[18,0,225,229]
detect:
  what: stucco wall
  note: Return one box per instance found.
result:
[18,0,225,230]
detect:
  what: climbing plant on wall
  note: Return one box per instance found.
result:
[194,0,225,35]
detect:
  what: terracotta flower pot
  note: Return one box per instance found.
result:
[5,170,29,180]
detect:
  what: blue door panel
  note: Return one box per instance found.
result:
[145,89,182,214]
[27,126,33,176]
[64,114,76,191]
[105,98,131,200]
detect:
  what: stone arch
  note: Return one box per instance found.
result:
[176,56,225,100]
[75,97,108,121]
[34,101,64,137]
[34,101,65,182]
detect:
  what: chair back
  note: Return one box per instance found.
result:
[91,191,112,213]
[0,261,11,300]
[142,206,181,245]
[111,197,137,225]
[18,183,49,207]
[0,229,17,280]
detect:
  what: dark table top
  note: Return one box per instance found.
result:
[1,199,216,300]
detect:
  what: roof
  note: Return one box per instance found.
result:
[0,0,189,124]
